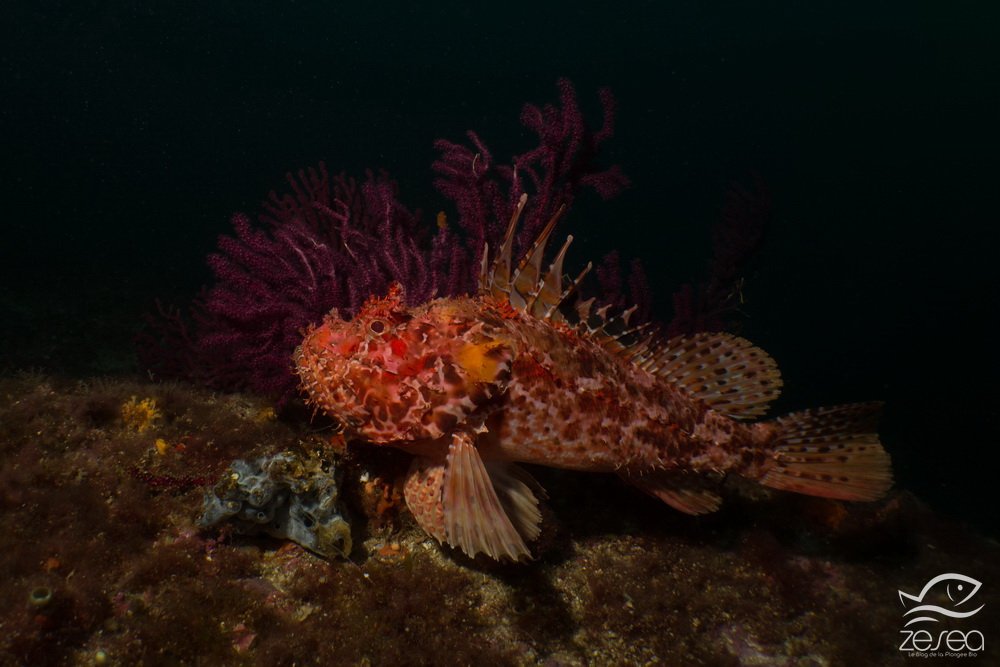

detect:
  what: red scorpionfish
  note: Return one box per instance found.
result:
[294,195,892,561]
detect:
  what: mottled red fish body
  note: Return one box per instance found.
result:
[294,196,892,561]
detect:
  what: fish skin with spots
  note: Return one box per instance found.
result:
[295,195,892,561]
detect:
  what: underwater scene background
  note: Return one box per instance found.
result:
[2,1,998,665]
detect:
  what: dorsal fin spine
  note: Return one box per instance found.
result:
[532,234,575,318]
[511,205,566,313]
[478,241,490,289]
[575,296,595,321]
[544,261,592,320]
[485,193,528,298]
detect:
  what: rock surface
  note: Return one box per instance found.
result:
[1,375,996,665]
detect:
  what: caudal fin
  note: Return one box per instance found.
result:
[760,402,892,501]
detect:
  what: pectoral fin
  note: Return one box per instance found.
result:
[443,431,534,561]
[403,456,447,544]
[485,461,544,544]
[402,432,542,561]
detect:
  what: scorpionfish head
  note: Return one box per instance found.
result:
[293,283,514,444]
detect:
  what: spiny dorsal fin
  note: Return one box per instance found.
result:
[478,241,490,291]
[575,296,596,322]
[653,332,782,419]
[480,195,585,322]
[541,260,591,321]
[483,193,528,300]
[528,233,573,318]
[474,198,782,417]
[509,205,565,312]
[575,301,651,356]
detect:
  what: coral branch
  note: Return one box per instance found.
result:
[666,175,771,337]
[139,165,464,402]
[432,78,631,284]
[138,81,634,403]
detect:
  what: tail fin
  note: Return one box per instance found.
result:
[760,402,892,501]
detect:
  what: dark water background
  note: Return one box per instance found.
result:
[2,2,997,536]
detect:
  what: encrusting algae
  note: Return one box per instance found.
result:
[295,195,893,561]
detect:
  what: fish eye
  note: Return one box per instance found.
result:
[369,319,387,335]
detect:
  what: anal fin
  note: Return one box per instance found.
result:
[623,470,722,515]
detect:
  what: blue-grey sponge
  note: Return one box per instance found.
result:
[198,450,351,559]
